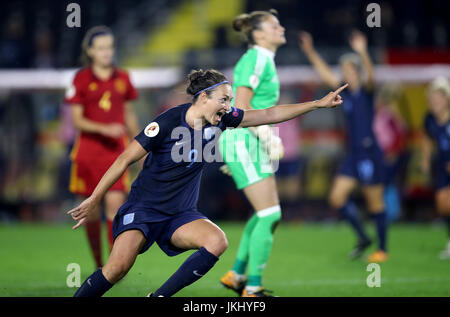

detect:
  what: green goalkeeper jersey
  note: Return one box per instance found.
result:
[219,45,280,189]
[232,45,280,109]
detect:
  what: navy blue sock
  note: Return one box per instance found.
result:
[339,201,369,242]
[73,268,113,297]
[153,247,219,297]
[372,211,387,251]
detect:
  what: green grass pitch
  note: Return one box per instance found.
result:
[0,222,449,297]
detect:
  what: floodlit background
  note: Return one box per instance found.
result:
[0,0,449,296]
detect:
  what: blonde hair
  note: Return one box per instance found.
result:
[428,76,450,98]
[339,53,363,74]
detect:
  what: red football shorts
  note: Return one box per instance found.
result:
[69,157,130,196]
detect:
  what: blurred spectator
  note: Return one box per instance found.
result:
[0,93,36,220]
[374,84,409,222]
[57,103,77,202]
[0,12,31,68]
[33,29,55,68]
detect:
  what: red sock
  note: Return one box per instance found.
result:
[107,220,114,252]
[85,220,102,267]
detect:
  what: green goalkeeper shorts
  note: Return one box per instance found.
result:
[219,128,274,190]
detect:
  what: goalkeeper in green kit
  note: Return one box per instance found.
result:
[219,9,287,297]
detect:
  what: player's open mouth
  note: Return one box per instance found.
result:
[215,110,225,122]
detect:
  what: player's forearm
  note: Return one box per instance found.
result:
[242,101,318,127]
[421,144,432,162]
[304,49,339,88]
[268,101,320,123]
[420,137,433,170]
[73,117,106,134]
[90,154,130,202]
[358,50,375,85]
[125,113,140,139]
[90,141,146,201]
[125,104,140,138]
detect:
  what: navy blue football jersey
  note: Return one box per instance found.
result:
[424,113,450,163]
[341,86,379,151]
[129,103,244,216]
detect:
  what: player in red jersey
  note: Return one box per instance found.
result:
[65,26,140,268]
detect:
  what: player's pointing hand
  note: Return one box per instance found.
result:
[67,196,98,230]
[315,83,348,108]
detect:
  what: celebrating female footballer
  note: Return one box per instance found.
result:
[65,26,140,268]
[421,77,450,259]
[218,9,288,297]
[300,30,389,263]
[68,68,347,297]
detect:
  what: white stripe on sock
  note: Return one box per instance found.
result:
[245,285,261,293]
[256,205,281,218]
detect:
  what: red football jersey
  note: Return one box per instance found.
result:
[65,67,138,161]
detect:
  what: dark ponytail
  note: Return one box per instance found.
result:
[233,9,278,45]
[186,69,228,102]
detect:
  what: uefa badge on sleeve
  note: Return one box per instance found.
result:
[145,122,159,137]
[65,85,76,99]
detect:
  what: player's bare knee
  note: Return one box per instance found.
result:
[329,192,344,209]
[103,261,130,283]
[367,199,385,213]
[203,231,228,256]
[437,200,450,216]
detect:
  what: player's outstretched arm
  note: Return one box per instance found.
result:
[299,31,340,89]
[67,140,147,229]
[349,30,375,89]
[125,102,141,139]
[71,105,126,138]
[239,84,347,128]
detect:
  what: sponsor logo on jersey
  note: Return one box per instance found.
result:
[175,140,189,146]
[88,82,98,91]
[114,78,126,94]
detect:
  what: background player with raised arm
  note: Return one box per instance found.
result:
[218,9,287,297]
[68,69,347,297]
[65,26,140,268]
[300,30,389,263]
[421,77,450,259]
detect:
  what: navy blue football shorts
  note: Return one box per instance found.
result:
[112,201,207,256]
[337,147,385,185]
[436,160,450,190]
[275,158,303,177]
